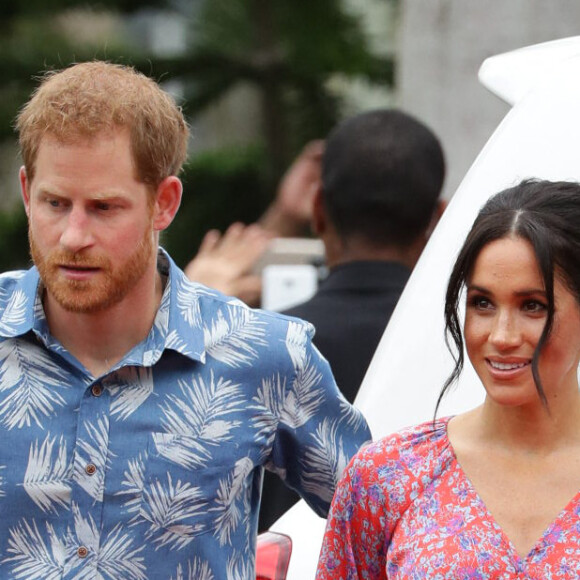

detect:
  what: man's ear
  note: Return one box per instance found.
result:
[19,166,31,217]
[424,199,448,240]
[152,176,183,232]
[311,185,326,236]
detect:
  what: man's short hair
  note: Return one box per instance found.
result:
[16,61,189,189]
[322,109,445,247]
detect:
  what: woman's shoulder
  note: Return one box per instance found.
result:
[347,416,454,485]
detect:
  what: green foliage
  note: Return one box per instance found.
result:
[0,7,142,140]
[162,145,270,268]
[181,0,394,175]
[0,208,30,272]
[0,0,167,21]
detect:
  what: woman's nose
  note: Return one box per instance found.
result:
[489,310,522,349]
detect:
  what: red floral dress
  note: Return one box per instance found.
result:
[316,417,580,579]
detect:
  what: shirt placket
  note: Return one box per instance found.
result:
[62,378,111,579]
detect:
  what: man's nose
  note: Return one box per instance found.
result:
[59,208,94,253]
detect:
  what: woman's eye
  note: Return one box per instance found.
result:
[470,296,492,310]
[523,300,547,313]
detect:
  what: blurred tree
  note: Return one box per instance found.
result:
[0,0,394,172]
[141,0,395,178]
[0,0,395,270]
[0,0,167,141]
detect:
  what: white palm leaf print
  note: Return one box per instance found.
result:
[338,395,368,431]
[73,503,100,553]
[96,524,146,580]
[282,357,324,428]
[139,473,208,551]
[152,432,209,472]
[2,520,66,580]
[66,506,125,580]
[212,457,254,546]
[0,341,70,430]
[23,435,72,513]
[254,374,286,418]
[0,289,27,333]
[74,416,111,502]
[171,559,214,580]
[109,367,154,420]
[251,375,283,442]
[177,283,202,328]
[204,306,267,367]
[69,504,147,580]
[165,329,193,355]
[0,464,5,498]
[226,551,253,580]
[157,372,244,469]
[285,321,309,368]
[300,418,349,503]
[117,454,146,514]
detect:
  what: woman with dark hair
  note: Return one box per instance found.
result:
[316,179,580,579]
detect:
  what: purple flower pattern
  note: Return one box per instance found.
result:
[316,417,580,579]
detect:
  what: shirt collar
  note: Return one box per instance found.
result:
[0,267,39,338]
[0,249,207,365]
[321,260,411,292]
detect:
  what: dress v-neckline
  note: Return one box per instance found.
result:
[443,417,580,562]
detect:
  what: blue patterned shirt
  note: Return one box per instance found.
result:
[0,250,371,580]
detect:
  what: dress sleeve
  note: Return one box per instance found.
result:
[269,319,372,518]
[316,450,388,580]
[315,420,451,580]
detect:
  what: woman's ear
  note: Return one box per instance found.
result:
[152,176,183,232]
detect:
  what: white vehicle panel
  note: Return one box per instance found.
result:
[268,36,580,580]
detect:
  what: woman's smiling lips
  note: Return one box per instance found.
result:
[485,357,532,377]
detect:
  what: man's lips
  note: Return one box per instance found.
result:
[60,264,99,270]
[58,264,101,279]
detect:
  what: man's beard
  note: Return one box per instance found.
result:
[30,227,155,314]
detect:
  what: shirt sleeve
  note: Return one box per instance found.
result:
[269,319,372,518]
[316,451,388,580]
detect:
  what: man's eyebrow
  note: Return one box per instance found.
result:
[35,185,62,197]
[35,187,128,201]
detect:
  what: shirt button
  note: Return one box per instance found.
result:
[85,463,97,476]
[77,546,88,558]
[91,385,103,397]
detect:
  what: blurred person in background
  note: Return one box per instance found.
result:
[258,109,446,531]
[281,110,446,403]
[0,61,370,579]
[185,140,324,307]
